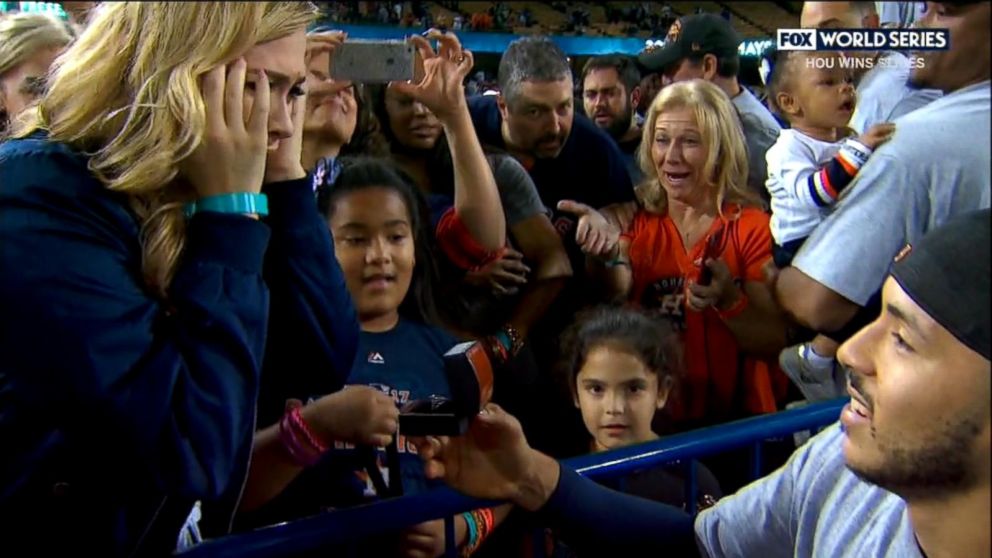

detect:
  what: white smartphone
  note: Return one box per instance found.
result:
[329,39,415,83]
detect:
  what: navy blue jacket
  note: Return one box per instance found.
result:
[0,135,358,556]
[542,466,699,556]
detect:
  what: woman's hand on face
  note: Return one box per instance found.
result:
[263,84,308,184]
[556,200,621,260]
[265,31,351,184]
[388,29,474,122]
[305,385,399,447]
[264,31,350,184]
[686,258,740,312]
[183,58,270,197]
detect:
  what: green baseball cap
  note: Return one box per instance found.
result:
[638,14,742,74]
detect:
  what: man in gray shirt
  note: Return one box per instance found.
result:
[638,13,780,200]
[415,209,991,558]
[876,0,927,28]
[774,1,990,397]
[802,2,940,134]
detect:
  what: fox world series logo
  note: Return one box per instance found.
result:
[777,28,949,51]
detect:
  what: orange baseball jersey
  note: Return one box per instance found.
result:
[622,205,787,425]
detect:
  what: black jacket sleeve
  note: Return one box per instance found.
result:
[0,144,270,503]
[256,177,360,426]
[540,466,702,557]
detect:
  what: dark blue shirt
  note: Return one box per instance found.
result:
[332,319,459,500]
[0,135,358,556]
[245,318,461,529]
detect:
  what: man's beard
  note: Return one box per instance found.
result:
[601,103,633,141]
[846,410,984,500]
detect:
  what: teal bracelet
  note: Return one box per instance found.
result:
[184,193,268,218]
[494,329,512,354]
[462,512,478,550]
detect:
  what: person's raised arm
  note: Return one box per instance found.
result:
[391,29,506,250]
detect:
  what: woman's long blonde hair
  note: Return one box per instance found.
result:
[636,79,763,216]
[12,2,317,299]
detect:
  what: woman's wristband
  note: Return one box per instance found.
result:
[185,192,268,218]
[715,291,749,321]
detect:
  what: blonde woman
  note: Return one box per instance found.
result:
[565,79,789,431]
[0,12,73,134]
[0,3,398,555]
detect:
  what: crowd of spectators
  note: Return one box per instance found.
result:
[318,2,534,34]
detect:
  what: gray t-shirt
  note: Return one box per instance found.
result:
[440,153,546,335]
[793,80,991,306]
[876,1,927,28]
[489,153,546,226]
[849,52,941,135]
[732,86,782,199]
[696,424,924,557]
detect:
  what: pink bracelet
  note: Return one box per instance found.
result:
[287,405,329,454]
[278,410,323,467]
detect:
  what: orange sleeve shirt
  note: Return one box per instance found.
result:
[623,205,786,425]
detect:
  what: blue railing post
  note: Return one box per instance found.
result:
[533,526,547,558]
[750,441,764,481]
[685,459,698,516]
[444,514,456,557]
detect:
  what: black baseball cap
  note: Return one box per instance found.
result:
[891,209,991,361]
[638,14,741,74]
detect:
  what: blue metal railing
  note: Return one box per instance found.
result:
[179,398,846,558]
